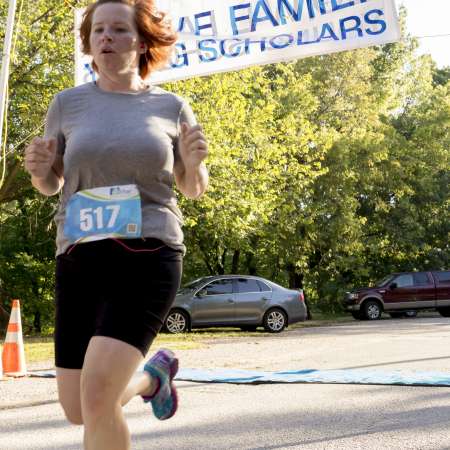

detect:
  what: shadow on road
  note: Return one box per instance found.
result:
[131,398,450,450]
[341,355,450,370]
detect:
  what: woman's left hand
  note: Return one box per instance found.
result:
[179,123,208,170]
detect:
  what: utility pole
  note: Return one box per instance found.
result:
[0,0,18,165]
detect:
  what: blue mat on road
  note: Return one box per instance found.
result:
[174,368,450,387]
[28,367,450,387]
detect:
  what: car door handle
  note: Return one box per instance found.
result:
[227,299,234,303]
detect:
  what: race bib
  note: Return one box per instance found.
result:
[64,184,142,244]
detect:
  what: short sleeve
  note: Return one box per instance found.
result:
[174,99,198,162]
[177,100,197,132]
[44,95,66,155]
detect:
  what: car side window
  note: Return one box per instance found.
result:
[202,279,233,296]
[433,272,450,284]
[236,278,261,293]
[394,274,414,288]
[257,280,271,292]
[413,273,431,286]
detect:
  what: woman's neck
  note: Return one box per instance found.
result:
[96,72,148,93]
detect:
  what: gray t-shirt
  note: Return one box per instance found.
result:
[44,82,196,255]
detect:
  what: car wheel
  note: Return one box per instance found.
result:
[438,308,450,318]
[362,300,382,320]
[263,308,287,333]
[164,309,189,333]
[389,312,403,319]
[240,326,258,332]
[404,310,418,318]
[351,311,363,320]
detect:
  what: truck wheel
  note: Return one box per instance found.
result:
[438,308,450,318]
[362,300,382,320]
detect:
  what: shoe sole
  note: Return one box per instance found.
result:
[164,353,179,420]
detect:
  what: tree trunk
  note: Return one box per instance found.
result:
[245,252,257,275]
[33,310,42,334]
[195,235,215,274]
[270,257,280,280]
[0,159,23,204]
[231,249,240,274]
[217,248,227,275]
[0,302,9,335]
[286,263,312,320]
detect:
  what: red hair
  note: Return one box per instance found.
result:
[79,0,177,79]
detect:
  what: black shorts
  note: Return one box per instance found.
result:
[54,238,183,369]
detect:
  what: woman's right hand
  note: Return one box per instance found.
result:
[24,137,57,179]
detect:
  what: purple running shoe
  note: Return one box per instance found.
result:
[142,349,179,420]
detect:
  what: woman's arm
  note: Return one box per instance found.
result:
[25,137,64,196]
[174,123,208,199]
[174,161,208,199]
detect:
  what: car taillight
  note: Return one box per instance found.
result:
[298,291,305,302]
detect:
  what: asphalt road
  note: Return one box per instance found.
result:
[2,316,450,449]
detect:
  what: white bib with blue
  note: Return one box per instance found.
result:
[64,184,142,244]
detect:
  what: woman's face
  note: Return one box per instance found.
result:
[89,3,143,76]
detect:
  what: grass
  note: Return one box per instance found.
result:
[22,312,352,364]
[24,336,54,363]
[23,330,261,363]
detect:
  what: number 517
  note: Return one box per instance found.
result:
[79,205,121,231]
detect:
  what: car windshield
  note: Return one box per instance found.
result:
[177,278,209,294]
[375,275,393,287]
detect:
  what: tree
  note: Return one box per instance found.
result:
[0,0,76,333]
[433,66,450,88]
[1,2,448,332]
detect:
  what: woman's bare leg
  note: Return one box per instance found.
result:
[81,336,151,450]
[56,368,83,425]
[121,370,157,405]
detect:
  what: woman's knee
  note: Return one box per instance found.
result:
[81,372,118,421]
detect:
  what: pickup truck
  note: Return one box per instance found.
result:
[343,271,450,320]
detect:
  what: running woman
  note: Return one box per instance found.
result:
[24,1,208,449]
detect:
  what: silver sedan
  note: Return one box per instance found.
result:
[163,275,307,334]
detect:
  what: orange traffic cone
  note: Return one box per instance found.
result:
[0,344,4,380]
[2,300,27,377]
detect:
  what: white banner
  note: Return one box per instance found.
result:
[75,0,400,85]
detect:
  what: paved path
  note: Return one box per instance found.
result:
[1,316,450,449]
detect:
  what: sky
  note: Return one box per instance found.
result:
[396,0,450,68]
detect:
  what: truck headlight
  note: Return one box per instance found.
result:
[348,293,359,300]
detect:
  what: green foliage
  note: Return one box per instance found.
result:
[433,66,450,88]
[0,196,57,334]
[0,0,74,333]
[0,4,448,333]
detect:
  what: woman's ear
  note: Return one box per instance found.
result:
[140,42,147,53]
